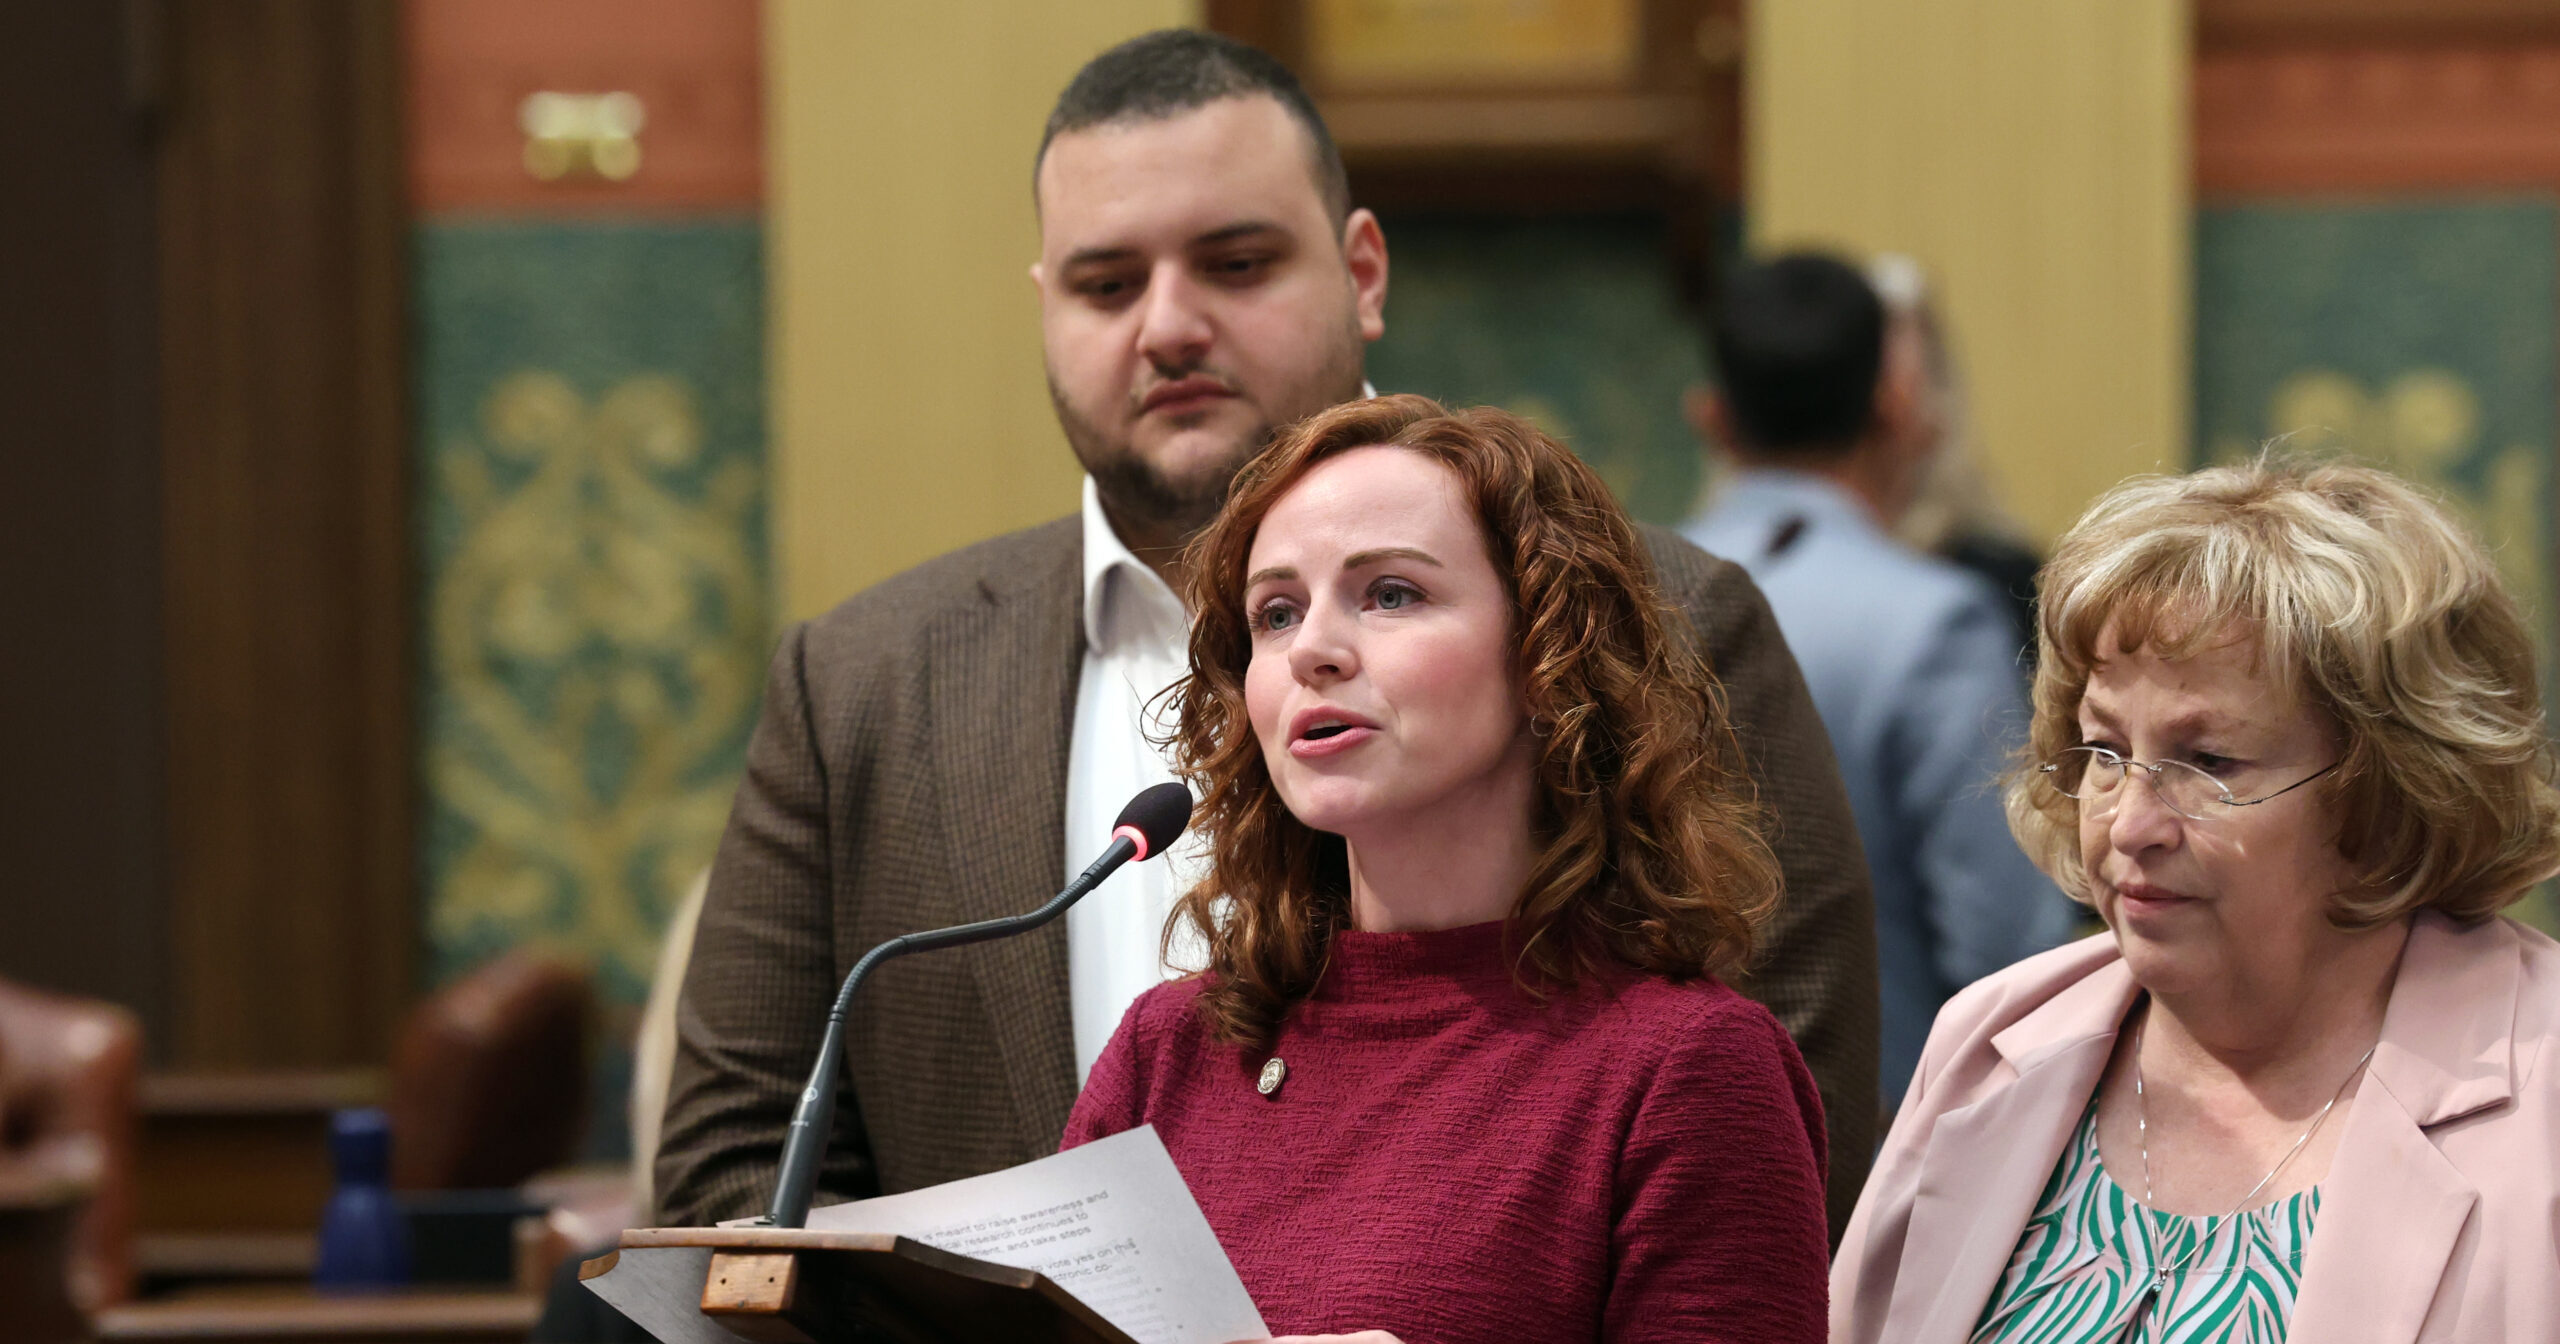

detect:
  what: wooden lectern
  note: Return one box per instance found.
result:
[581,1226,1140,1344]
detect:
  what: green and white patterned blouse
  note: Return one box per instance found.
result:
[1970,1103,2320,1343]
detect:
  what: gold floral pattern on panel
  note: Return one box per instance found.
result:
[429,369,765,995]
[2211,366,2551,648]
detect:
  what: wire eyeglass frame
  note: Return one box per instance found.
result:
[2037,745,2339,822]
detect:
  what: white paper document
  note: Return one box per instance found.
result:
[804,1125,1266,1344]
[584,1126,1266,1344]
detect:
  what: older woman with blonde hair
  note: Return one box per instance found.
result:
[1831,456,2560,1343]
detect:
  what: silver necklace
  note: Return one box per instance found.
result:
[2118,1009,2376,1340]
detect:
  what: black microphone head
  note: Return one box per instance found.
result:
[1112,782,1194,861]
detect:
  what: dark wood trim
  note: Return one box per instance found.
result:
[1204,0,1740,306]
[1208,0,1736,187]
[94,1288,539,1342]
[2200,0,2560,48]
[1203,0,1307,68]
[157,0,414,1068]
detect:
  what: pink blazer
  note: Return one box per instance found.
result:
[1831,911,2560,1343]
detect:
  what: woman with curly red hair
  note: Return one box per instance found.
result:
[1062,394,1831,1344]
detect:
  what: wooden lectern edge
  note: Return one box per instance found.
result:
[613,1226,1044,1292]
[595,1225,1138,1343]
[620,1226,904,1255]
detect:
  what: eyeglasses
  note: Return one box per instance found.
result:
[2036,746,2339,822]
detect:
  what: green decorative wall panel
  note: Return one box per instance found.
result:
[2196,199,2555,679]
[2195,197,2559,930]
[1366,212,1711,524]
[416,221,768,1011]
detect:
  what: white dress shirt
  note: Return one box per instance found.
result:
[1065,477,1212,1082]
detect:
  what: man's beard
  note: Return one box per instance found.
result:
[1051,379,1267,543]
[1048,327,1366,546]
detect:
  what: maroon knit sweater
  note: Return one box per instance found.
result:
[1061,920,1831,1344]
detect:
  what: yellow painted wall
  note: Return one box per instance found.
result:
[768,0,1197,621]
[1749,1,2190,545]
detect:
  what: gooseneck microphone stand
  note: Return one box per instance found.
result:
[760,782,1192,1229]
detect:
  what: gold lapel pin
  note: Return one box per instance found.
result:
[1256,1057,1286,1096]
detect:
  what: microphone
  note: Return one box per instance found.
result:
[762,782,1194,1228]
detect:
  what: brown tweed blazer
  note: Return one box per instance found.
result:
[655,515,1880,1240]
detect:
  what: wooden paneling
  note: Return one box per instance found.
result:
[0,1191,85,1344]
[158,1,413,1068]
[769,0,1191,622]
[0,0,169,1039]
[1750,0,2191,546]
[1207,0,1738,305]
[1211,0,1744,204]
[2195,0,2560,195]
[2198,41,2560,195]
[132,1069,384,1281]
[406,0,762,214]
[95,1289,539,1343]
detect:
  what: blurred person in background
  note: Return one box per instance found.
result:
[651,28,1882,1247]
[1832,457,2560,1342]
[1869,254,2043,675]
[1681,252,2076,1111]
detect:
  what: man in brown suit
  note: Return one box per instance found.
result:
[655,30,1880,1242]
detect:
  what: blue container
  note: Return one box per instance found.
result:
[313,1106,411,1290]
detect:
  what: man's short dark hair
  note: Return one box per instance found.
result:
[1036,29,1350,226]
[1707,252,1886,453]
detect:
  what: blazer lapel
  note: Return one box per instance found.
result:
[927,523,1087,1156]
[1893,965,2135,1343]
[2289,913,2514,1343]
[2284,1093,2475,1344]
